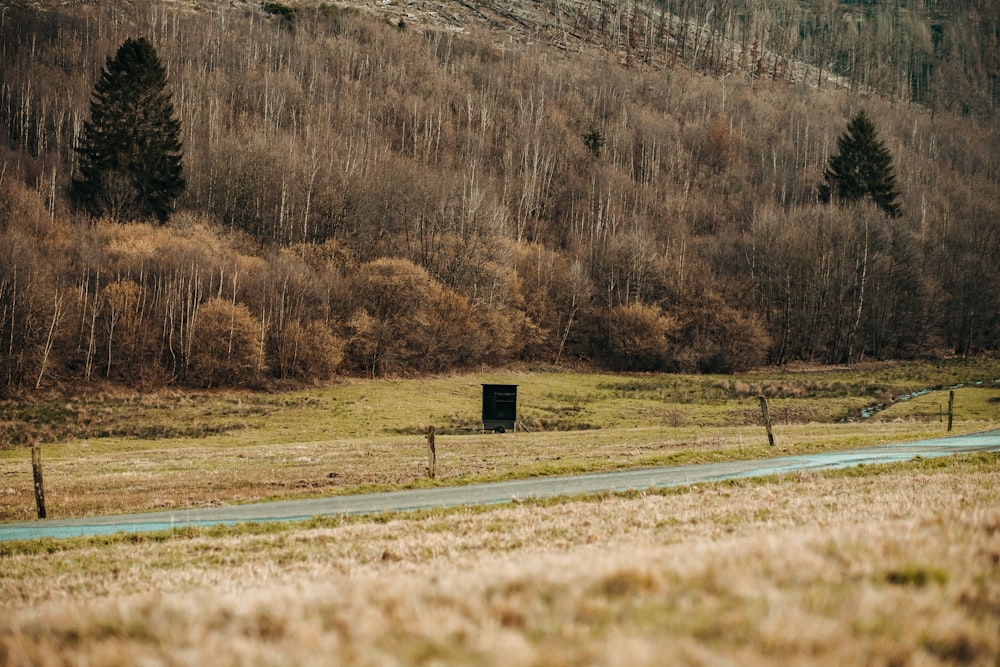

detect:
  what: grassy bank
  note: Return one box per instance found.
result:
[1,360,998,521]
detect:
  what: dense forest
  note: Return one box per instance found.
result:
[0,0,998,394]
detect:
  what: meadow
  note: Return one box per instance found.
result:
[1,453,997,665]
[1,361,999,664]
[1,360,999,521]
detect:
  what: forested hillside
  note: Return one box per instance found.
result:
[1,0,998,394]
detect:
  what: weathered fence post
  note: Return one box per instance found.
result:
[31,442,47,519]
[426,425,436,479]
[758,395,775,447]
[947,390,954,432]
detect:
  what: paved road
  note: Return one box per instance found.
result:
[2,430,998,542]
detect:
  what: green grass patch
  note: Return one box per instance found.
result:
[885,566,949,588]
[3,359,999,448]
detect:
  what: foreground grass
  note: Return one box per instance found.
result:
[1,360,998,521]
[1,453,998,666]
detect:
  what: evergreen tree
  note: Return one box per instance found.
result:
[819,111,901,218]
[71,37,184,223]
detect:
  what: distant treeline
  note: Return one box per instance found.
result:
[0,1,997,394]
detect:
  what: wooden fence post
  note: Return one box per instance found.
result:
[758,395,775,447]
[426,425,436,479]
[31,442,47,519]
[947,390,954,432]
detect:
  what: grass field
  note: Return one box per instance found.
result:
[1,360,999,521]
[1,453,998,665]
[1,360,999,665]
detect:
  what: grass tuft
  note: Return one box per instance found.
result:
[885,566,949,588]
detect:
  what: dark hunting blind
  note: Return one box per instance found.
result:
[482,384,517,433]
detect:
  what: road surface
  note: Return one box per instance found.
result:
[2,430,998,542]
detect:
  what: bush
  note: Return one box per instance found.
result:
[278,320,344,382]
[603,303,680,371]
[263,2,297,30]
[344,259,438,375]
[679,295,771,374]
[99,278,159,383]
[188,299,263,387]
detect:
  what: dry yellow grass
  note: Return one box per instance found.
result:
[2,454,998,666]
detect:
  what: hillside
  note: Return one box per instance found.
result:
[0,0,998,395]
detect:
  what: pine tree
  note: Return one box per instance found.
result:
[71,37,184,224]
[819,111,901,218]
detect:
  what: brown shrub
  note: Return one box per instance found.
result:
[188,298,264,387]
[604,303,680,371]
[344,258,437,375]
[278,320,345,382]
[99,279,157,382]
[677,293,771,374]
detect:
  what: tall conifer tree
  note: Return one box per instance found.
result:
[819,111,901,218]
[71,37,184,223]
